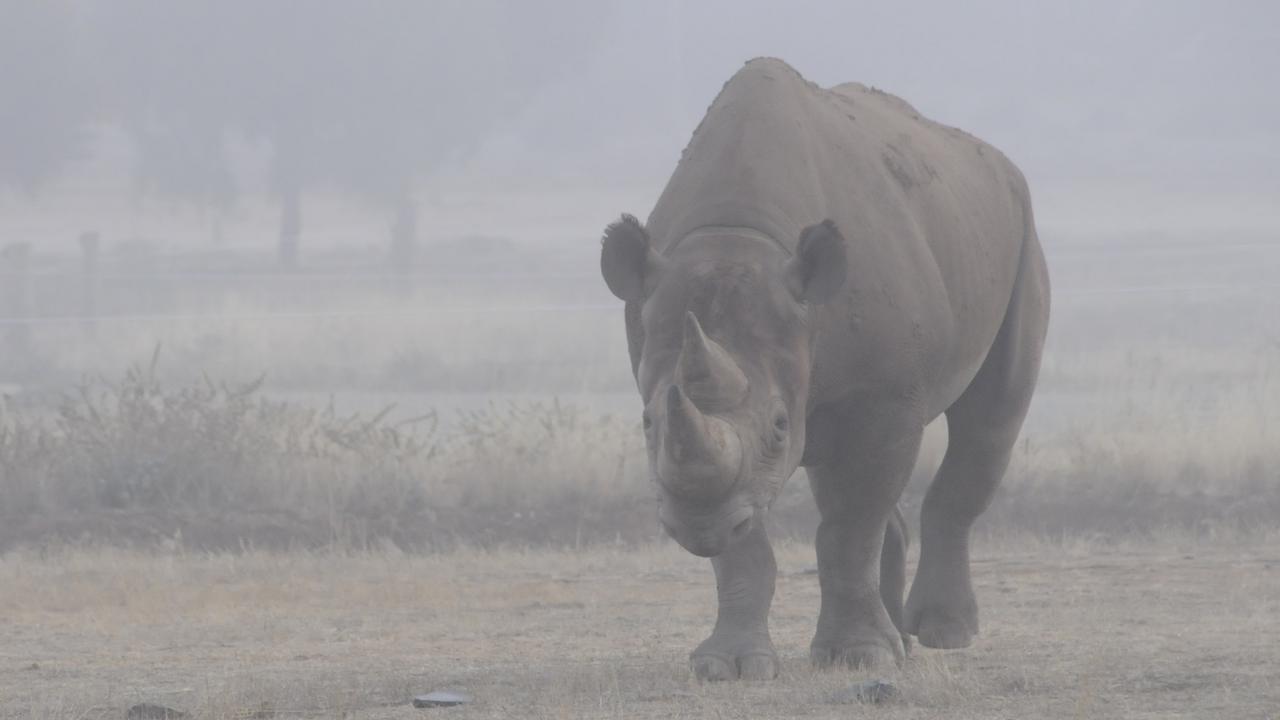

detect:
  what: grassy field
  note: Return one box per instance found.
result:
[1,536,1277,719]
[3,358,1278,554]
[1,234,1277,717]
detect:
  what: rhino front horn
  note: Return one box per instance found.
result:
[677,312,748,411]
[660,384,743,498]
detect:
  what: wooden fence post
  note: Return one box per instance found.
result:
[1,242,32,357]
[389,199,416,297]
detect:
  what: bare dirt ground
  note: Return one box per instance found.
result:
[2,535,1277,719]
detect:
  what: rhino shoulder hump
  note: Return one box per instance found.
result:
[831,82,922,118]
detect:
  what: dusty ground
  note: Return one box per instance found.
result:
[1,535,1277,719]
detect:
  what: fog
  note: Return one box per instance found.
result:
[0,1,1277,522]
[2,4,1279,714]
[4,1,1279,245]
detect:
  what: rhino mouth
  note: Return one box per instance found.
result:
[659,503,756,557]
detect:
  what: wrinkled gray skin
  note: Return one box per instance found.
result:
[600,58,1049,681]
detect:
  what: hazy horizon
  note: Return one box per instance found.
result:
[3,6,1278,715]
[3,1,1278,253]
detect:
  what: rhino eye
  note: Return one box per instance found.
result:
[773,412,789,434]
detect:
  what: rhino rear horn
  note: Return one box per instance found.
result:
[677,312,748,411]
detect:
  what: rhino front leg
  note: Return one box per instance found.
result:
[807,425,922,669]
[691,519,778,681]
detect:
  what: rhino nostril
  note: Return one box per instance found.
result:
[731,516,753,538]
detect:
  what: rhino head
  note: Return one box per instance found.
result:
[601,215,847,557]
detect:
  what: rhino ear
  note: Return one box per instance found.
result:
[786,219,847,304]
[601,214,661,302]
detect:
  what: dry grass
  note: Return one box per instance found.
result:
[2,236,1278,553]
[1,535,1277,719]
[4,348,1280,553]
[3,241,1279,550]
[0,360,652,553]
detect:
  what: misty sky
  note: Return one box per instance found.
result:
[487,0,1280,239]
[501,1,1280,184]
[2,0,1278,245]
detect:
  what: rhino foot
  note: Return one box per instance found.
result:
[810,638,902,670]
[904,571,978,648]
[691,637,778,681]
[810,605,907,670]
[905,604,977,649]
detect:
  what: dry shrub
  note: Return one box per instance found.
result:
[984,425,1280,540]
[978,353,1280,540]
[0,357,652,552]
[4,348,1279,552]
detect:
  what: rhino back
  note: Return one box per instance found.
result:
[646,58,1032,419]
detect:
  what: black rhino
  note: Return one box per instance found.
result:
[600,58,1049,680]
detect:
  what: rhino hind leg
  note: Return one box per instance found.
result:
[906,234,1050,649]
[881,505,912,654]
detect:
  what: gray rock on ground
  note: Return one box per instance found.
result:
[412,690,473,708]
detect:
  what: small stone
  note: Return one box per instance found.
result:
[412,691,472,708]
[24,663,39,671]
[829,679,898,704]
[125,704,187,720]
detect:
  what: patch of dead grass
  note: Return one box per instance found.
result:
[2,536,1277,719]
[4,359,1279,555]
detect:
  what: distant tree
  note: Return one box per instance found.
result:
[88,3,243,243]
[263,1,611,269]
[0,1,95,193]
[90,1,610,266]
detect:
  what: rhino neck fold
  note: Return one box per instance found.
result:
[668,224,791,258]
[653,199,804,258]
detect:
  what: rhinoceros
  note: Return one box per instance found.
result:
[599,58,1049,680]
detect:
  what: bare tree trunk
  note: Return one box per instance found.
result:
[211,213,225,247]
[274,133,304,269]
[389,193,416,296]
[1,242,32,367]
[278,181,301,269]
[78,231,100,336]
